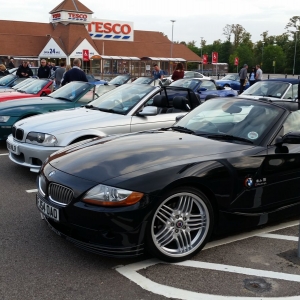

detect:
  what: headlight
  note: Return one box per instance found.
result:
[82,184,144,207]
[0,116,10,123]
[26,132,58,146]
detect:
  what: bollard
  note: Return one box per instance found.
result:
[268,74,270,79]
[285,74,287,78]
[217,74,220,79]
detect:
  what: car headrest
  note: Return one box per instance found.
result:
[153,95,168,107]
[173,96,189,111]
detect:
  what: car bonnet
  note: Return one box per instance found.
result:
[48,130,254,183]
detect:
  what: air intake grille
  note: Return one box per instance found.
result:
[12,126,24,141]
[49,183,74,206]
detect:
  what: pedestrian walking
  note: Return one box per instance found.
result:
[0,64,9,76]
[38,59,51,78]
[249,67,256,86]
[171,63,184,81]
[239,64,248,94]
[54,62,66,89]
[8,58,15,69]
[255,65,263,82]
[16,61,33,78]
[61,59,88,86]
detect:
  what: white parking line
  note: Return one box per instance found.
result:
[257,233,299,242]
[176,260,300,282]
[117,259,300,300]
[116,220,300,300]
[0,153,8,156]
[203,220,299,250]
[26,189,38,193]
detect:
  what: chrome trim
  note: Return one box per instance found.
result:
[48,183,74,207]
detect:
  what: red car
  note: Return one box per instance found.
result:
[0,79,53,102]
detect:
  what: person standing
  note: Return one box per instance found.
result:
[54,62,66,89]
[38,59,51,78]
[255,65,263,82]
[239,64,248,94]
[249,67,256,86]
[16,61,33,78]
[171,62,184,81]
[152,64,164,80]
[61,59,88,86]
[8,58,15,69]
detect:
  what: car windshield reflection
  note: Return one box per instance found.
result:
[19,79,50,94]
[221,74,239,81]
[175,98,284,145]
[49,82,93,101]
[170,78,200,89]
[89,84,157,115]
[0,74,15,86]
[109,75,131,85]
[242,81,290,98]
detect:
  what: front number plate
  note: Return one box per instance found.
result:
[6,140,19,154]
[36,196,59,221]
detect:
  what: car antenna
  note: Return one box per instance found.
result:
[298,80,300,110]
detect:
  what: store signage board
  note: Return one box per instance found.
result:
[39,38,67,57]
[87,19,134,42]
[69,39,99,58]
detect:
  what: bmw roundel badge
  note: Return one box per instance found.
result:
[49,171,56,177]
[244,178,253,188]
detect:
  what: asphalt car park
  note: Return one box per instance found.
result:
[1,140,300,299]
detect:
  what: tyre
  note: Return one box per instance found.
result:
[223,84,230,87]
[146,186,214,262]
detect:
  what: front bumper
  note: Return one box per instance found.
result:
[36,164,149,257]
[7,134,61,172]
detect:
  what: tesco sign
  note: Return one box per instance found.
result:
[87,19,134,42]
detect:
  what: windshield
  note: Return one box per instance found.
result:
[96,85,117,97]
[242,81,290,99]
[133,77,153,84]
[109,75,131,85]
[13,78,36,90]
[20,79,50,94]
[49,82,93,101]
[170,79,200,89]
[220,74,239,81]
[89,84,157,115]
[0,75,15,86]
[175,98,284,145]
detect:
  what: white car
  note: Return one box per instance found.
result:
[162,71,211,85]
[7,83,201,172]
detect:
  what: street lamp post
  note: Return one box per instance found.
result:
[293,30,299,76]
[170,20,176,75]
[200,37,203,73]
[262,41,265,67]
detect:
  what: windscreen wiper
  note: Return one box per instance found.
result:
[205,134,253,144]
[84,105,123,114]
[169,126,197,134]
[55,96,72,101]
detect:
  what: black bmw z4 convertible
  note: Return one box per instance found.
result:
[36,96,300,262]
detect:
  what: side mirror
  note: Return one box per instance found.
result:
[137,106,158,116]
[198,88,207,92]
[275,132,300,145]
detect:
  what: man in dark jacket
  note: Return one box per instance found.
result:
[16,61,33,78]
[38,59,51,78]
[61,58,88,86]
[8,58,15,69]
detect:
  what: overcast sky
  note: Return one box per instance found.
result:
[2,0,298,45]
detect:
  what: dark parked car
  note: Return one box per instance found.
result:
[170,78,238,100]
[215,74,250,91]
[37,96,300,262]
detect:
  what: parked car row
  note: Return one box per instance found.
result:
[1,73,300,262]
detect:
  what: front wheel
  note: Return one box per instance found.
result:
[146,187,214,262]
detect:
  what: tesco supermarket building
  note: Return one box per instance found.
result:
[0,0,201,79]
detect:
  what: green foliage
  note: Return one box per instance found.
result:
[183,18,300,74]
